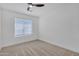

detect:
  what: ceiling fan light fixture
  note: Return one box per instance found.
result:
[29,4,33,8]
[27,3,45,12]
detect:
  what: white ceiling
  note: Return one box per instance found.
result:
[0,3,28,14]
[0,3,79,17]
[0,3,47,16]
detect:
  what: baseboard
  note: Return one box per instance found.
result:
[1,39,37,48]
[39,39,79,54]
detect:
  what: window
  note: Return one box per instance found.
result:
[15,18,32,37]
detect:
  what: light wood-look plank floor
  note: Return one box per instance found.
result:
[0,39,79,56]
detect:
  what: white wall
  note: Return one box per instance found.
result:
[0,7,39,48]
[39,4,79,53]
[0,8,2,48]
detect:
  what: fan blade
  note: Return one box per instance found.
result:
[35,4,44,7]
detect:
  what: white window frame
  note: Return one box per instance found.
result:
[15,18,32,37]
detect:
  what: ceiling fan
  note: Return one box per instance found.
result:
[27,3,45,12]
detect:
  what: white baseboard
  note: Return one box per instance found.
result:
[1,39,37,48]
[39,39,79,53]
